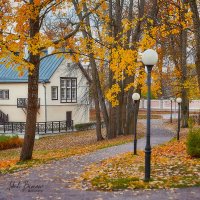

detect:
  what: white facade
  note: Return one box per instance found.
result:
[0,60,90,125]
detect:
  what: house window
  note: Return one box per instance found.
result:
[0,90,9,100]
[60,78,77,103]
[51,86,58,100]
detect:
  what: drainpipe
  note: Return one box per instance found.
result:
[42,80,48,122]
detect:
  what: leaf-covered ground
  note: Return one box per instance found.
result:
[75,138,200,190]
[0,122,145,174]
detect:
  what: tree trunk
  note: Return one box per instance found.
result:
[20,5,40,160]
[127,91,135,135]
[92,84,103,141]
[108,103,117,139]
[94,66,109,137]
[113,0,123,136]
[188,0,200,91]
[77,62,103,140]
[89,60,104,140]
[117,81,124,136]
[124,79,134,135]
[124,0,145,135]
[181,89,189,128]
[180,1,189,128]
[107,0,117,139]
[122,88,127,134]
[72,1,105,140]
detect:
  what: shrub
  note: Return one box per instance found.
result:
[188,116,196,129]
[186,128,200,158]
[0,135,23,150]
[74,122,96,131]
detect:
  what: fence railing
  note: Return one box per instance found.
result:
[0,120,73,134]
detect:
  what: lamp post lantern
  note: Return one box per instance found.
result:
[176,97,182,140]
[170,98,174,123]
[142,49,158,182]
[132,93,141,155]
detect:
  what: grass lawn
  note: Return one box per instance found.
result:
[0,135,23,150]
[0,122,145,174]
[74,135,200,190]
[0,135,18,142]
[0,135,11,142]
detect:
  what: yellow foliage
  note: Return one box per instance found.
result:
[0,0,196,105]
[106,83,121,107]
[75,138,200,190]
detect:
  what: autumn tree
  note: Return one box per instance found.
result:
[0,0,103,160]
[144,0,194,127]
[69,0,167,139]
[1,0,197,161]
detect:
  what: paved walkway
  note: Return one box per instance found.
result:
[0,120,199,200]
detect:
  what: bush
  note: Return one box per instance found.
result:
[74,122,96,131]
[0,135,23,150]
[186,128,200,158]
[188,115,200,127]
[188,117,195,129]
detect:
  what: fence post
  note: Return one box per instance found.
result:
[52,121,53,133]
[3,122,5,133]
[59,121,60,133]
[12,122,14,133]
[45,122,47,133]
[71,120,73,131]
[20,122,22,133]
[37,123,39,135]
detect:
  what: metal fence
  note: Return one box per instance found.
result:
[0,120,73,135]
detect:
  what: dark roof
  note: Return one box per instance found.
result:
[0,55,64,83]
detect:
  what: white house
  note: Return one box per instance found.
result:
[0,54,90,128]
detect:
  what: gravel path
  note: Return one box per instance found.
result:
[0,119,199,200]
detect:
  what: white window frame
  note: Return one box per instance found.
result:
[51,86,58,100]
[0,90,9,100]
[60,78,77,103]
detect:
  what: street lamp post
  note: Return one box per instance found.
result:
[170,98,173,123]
[142,49,158,182]
[176,97,182,140]
[132,93,141,155]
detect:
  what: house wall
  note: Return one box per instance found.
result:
[0,60,89,125]
[42,59,89,124]
[0,83,28,122]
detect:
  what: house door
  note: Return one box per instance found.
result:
[66,111,72,128]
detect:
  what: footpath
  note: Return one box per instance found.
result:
[0,120,199,200]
